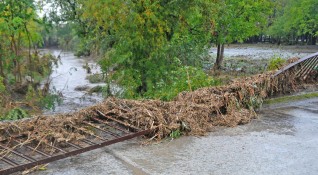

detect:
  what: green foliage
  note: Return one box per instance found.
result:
[268,57,286,70]
[25,85,37,102]
[268,0,318,42]
[25,84,62,111]
[0,76,5,93]
[74,38,92,57]
[40,94,62,111]
[0,0,48,85]
[1,108,29,121]
[212,0,273,44]
[52,0,216,98]
[144,66,220,101]
[170,129,182,139]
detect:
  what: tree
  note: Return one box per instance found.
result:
[268,0,318,45]
[211,0,272,70]
[51,0,216,98]
[0,0,43,83]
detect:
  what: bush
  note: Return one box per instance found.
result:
[0,108,29,121]
[144,66,221,101]
[268,57,286,70]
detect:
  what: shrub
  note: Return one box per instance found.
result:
[144,66,221,101]
[0,108,29,121]
[268,57,286,70]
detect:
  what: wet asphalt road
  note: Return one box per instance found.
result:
[32,97,318,175]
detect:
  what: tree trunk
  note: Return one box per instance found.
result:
[0,55,4,79]
[214,44,224,70]
[311,36,317,45]
[0,45,4,79]
[307,34,313,45]
[137,72,148,95]
[301,35,305,44]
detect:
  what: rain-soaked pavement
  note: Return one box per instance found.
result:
[32,97,318,175]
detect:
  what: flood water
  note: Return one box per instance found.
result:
[43,45,318,114]
[43,50,105,114]
[209,44,317,60]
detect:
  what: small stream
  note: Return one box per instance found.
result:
[43,50,105,115]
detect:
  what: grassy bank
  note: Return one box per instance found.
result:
[264,91,318,105]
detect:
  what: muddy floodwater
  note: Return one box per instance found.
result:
[43,50,105,114]
[210,44,318,60]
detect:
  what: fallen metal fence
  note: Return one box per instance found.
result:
[274,52,318,78]
[0,111,151,174]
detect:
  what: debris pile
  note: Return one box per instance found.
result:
[0,70,314,145]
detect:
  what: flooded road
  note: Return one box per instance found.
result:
[33,97,318,175]
[44,50,105,114]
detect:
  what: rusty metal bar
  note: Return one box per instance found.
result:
[1,157,19,166]
[83,121,121,137]
[65,142,82,149]
[92,117,125,137]
[66,124,109,141]
[0,110,151,175]
[298,56,318,78]
[295,56,317,77]
[42,143,67,154]
[274,52,318,77]
[11,140,50,158]
[0,129,151,175]
[0,145,36,162]
[81,139,96,146]
[97,110,140,132]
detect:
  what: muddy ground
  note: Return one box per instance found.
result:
[30,97,318,175]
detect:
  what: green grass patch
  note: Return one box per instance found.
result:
[170,129,182,139]
[264,92,318,105]
[268,56,286,71]
[0,108,29,121]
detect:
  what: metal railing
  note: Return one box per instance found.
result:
[274,52,318,79]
